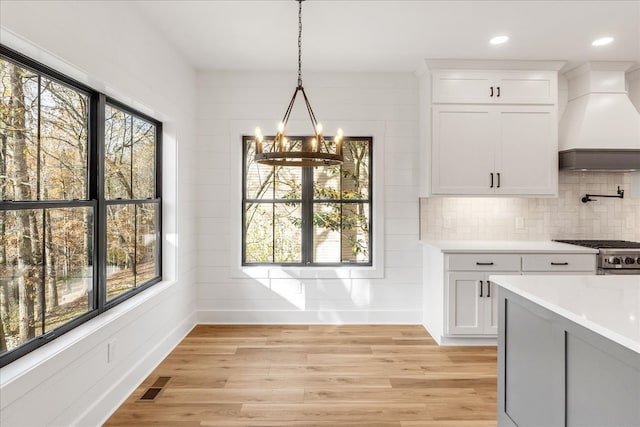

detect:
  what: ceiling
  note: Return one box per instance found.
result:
[133,0,640,73]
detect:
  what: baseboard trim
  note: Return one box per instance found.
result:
[75,311,197,426]
[438,335,497,346]
[197,309,422,324]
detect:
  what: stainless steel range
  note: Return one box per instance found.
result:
[554,240,640,275]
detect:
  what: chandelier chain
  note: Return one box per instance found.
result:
[297,0,303,87]
[253,0,343,167]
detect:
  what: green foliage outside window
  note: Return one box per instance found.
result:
[243,136,371,265]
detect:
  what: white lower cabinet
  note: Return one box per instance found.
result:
[441,252,596,339]
[445,254,518,336]
[447,272,500,335]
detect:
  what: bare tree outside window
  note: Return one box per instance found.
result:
[0,47,162,366]
[104,105,159,301]
[0,57,92,353]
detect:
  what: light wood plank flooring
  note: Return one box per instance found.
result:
[105,325,497,426]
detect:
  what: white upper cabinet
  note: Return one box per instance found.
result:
[432,104,557,195]
[495,106,557,195]
[431,105,495,195]
[432,70,558,105]
[426,63,561,197]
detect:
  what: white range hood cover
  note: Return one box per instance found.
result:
[559,62,640,171]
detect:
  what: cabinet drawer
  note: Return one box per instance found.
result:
[447,254,521,271]
[522,254,596,272]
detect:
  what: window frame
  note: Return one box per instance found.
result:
[101,97,163,309]
[241,135,373,267]
[0,44,162,367]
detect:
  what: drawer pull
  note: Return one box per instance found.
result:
[550,262,569,266]
[479,280,483,297]
[476,262,495,266]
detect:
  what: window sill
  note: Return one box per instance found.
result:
[230,264,384,280]
[0,279,177,388]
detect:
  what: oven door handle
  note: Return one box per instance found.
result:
[599,268,640,275]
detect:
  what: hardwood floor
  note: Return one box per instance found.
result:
[105,325,497,426]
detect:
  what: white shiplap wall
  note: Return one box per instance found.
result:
[0,2,198,426]
[195,71,422,324]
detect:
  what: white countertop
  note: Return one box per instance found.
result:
[422,240,598,254]
[490,275,640,354]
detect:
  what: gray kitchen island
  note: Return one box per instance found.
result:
[491,275,640,427]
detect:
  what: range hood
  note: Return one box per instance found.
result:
[559,62,640,172]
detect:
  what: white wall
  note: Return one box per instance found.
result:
[0,2,197,426]
[629,68,640,197]
[628,68,640,112]
[195,71,422,324]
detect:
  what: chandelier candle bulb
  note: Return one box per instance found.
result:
[254,127,263,154]
[315,123,323,152]
[336,128,344,156]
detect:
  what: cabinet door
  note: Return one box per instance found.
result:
[432,105,496,195]
[432,71,494,104]
[446,272,484,335]
[495,106,557,196]
[484,279,499,334]
[494,71,557,104]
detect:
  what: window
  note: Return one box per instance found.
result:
[104,104,160,301]
[0,45,161,366]
[242,136,372,266]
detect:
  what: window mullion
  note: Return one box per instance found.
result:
[94,93,107,312]
[272,166,275,263]
[36,75,42,201]
[40,208,46,334]
[301,167,314,264]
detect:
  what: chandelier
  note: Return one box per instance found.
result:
[254,0,343,167]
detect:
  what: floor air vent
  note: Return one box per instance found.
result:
[139,376,171,401]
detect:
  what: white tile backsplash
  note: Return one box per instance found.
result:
[420,171,640,241]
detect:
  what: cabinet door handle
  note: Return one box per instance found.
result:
[476,262,495,266]
[496,86,501,97]
[550,262,569,266]
[497,172,501,188]
[487,281,491,298]
[479,280,483,297]
[490,172,494,188]
[490,86,494,97]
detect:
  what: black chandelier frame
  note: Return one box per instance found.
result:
[254,0,343,167]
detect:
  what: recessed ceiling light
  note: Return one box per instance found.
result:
[489,35,509,45]
[592,37,614,46]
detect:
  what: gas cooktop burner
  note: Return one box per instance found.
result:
[554,240,640,249]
